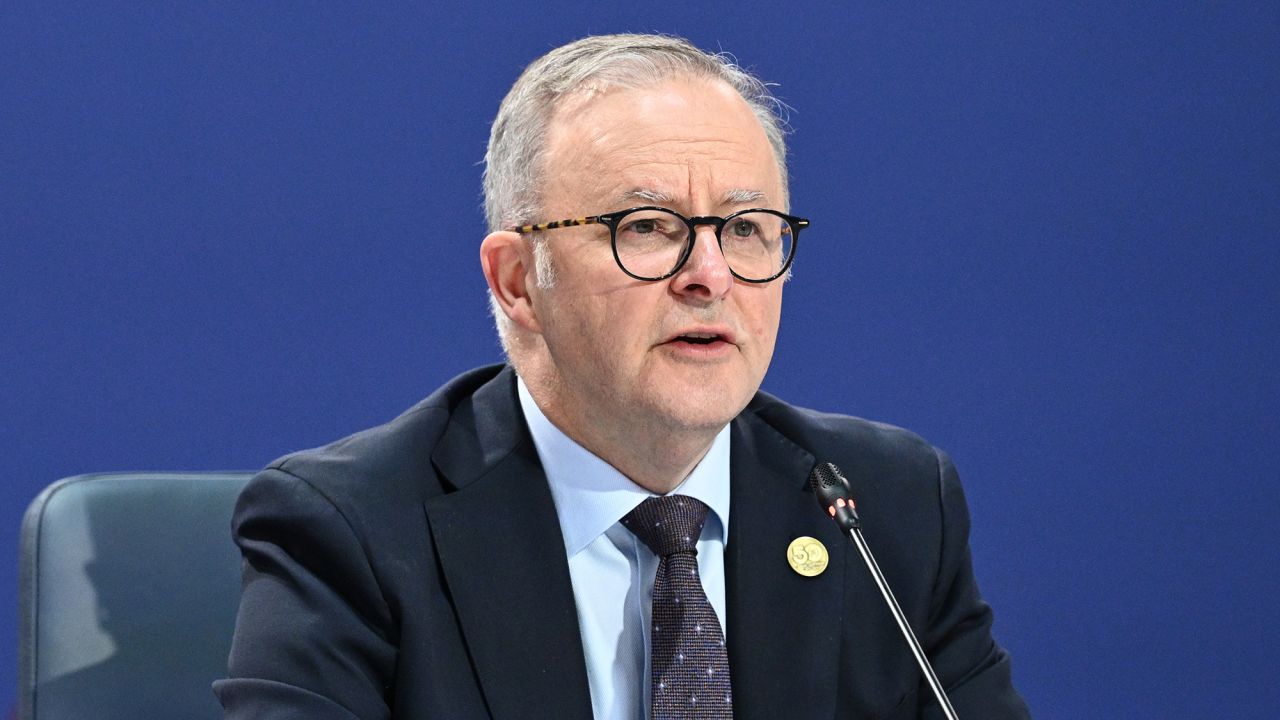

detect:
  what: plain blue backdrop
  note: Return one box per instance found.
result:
[3,2,1277,717]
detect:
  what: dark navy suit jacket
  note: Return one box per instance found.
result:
[215,365,1030,719]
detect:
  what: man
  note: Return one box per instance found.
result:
[216,34,1030,719]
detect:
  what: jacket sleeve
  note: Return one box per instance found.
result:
[919,448,1032,719]
[213,466,397,720]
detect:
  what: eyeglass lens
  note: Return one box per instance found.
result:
[614,208,794,281]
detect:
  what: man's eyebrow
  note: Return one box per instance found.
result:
[617,188,674,205]
[615,188,768,207]
[722,188,766,205]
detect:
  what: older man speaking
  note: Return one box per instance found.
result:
[216,34,1030,720]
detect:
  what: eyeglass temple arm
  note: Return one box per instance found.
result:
[508,216,605,234]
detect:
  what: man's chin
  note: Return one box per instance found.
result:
[646,383,752,432]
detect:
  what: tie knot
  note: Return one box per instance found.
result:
[621,495,710,557]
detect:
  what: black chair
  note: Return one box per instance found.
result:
[19,472,252,720]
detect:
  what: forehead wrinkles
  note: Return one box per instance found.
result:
[581,125,774,193]
[543,79,779,211]
[608,159,771,209]
[555,95,757,160]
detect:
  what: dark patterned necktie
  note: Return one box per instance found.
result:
[622,495,733,719]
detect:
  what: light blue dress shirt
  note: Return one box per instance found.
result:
[516,377,731,720]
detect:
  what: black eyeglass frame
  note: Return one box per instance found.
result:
[509,205,810,283]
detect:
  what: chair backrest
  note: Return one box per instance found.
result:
[19,472,252,720]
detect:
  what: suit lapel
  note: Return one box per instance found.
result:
[726,410,849,720]
[423,369,593,720]
[421,369,868,719]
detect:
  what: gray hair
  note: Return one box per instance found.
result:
[483,33,791,351]
[484,34,790,231]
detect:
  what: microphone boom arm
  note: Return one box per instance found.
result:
[810,462,959,720]
[846,524,959,720]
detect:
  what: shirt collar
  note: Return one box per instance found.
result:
[516,375,731,558]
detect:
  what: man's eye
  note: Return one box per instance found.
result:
[731,220,758,237]
[628,219,658,234]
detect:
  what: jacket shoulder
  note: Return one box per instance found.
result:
[262,364,508,509]
[746,389,943,484]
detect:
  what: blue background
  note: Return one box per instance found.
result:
[3,2,1277,717]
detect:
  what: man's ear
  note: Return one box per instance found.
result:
[480,230,543,334]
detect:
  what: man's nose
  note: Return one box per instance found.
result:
[670,225,733,301]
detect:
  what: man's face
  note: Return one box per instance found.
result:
[527,75,786,439]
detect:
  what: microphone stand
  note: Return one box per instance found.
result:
[846,524,959,720]
[812,462,960,720]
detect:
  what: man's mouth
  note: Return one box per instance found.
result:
[661,328,737,357]
[660,326,737,357]
[675,332,723,345]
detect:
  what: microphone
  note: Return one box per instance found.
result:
[809,462,960,720]
[810,462,861,530]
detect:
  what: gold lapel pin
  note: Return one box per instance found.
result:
[786,536,829,577]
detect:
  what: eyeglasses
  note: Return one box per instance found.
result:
[509,206,809,283]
